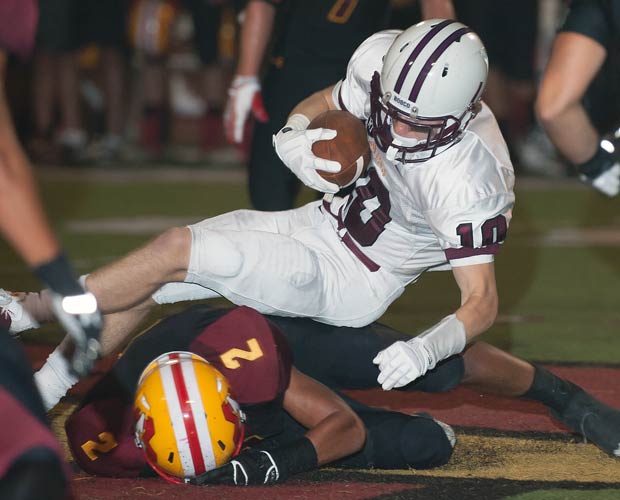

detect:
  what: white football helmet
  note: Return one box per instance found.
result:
[369,19,488,163]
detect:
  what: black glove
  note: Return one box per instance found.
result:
[190,449,281,486]
[189,437,318,486]
[34,253,103,377]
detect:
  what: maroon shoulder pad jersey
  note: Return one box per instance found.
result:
[65,305,292,477]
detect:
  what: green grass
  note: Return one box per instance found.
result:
[2,173,619,363]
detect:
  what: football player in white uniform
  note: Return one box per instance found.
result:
[6,20,514,406]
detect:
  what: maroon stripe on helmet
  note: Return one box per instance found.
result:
[168,353,207,475]
[394,19,455,94]
[409,27,472,102]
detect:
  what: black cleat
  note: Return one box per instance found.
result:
[551,381,620,457]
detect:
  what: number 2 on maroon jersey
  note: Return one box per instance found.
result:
[456,214,507,247]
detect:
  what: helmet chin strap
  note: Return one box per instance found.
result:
[387,123,428,162]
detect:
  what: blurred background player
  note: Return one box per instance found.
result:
[129,0,229,159]
[0,1,103,498]
[29,0,130,164]
[225,0,455,210]
[65,305,455,485]
[455,0,539,166]
[535,0,620,196]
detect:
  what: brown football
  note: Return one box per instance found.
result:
[309,110,371,188]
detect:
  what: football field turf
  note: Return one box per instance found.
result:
[2,166,620,499]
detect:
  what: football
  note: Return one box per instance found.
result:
[309,110,371,188]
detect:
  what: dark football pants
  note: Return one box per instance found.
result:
[267,315,465,393]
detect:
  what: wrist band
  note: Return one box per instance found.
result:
[33,253,83,296]
[269,437,318,479]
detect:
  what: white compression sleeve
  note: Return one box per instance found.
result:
[408,314,467,370]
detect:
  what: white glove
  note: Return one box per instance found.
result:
[224,75,269,144]
[373,338,431,390]
[373,314,467,390]
[581,163,620,197]
[50,291,103,377]
[272,114,341,193]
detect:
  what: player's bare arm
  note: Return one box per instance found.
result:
[224,0,274,143]
[287,84,339,123]
[273,84,343,193]
[283,367,366,465]
[536,32,605,165]
[451,262,498,340]
[0,51,102,376]
[0,51,60,266]
[374,262,498,391]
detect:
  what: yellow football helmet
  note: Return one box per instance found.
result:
[134,351,245,483]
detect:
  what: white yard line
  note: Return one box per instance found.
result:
[36,166,587,189]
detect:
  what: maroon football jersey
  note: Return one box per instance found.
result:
[0,388,68,478]
[65,306,292,477]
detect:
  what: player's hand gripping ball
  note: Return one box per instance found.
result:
[309,110,371,188]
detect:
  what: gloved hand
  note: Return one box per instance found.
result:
[34,254,103,378]
[273,114,341,193]
[190,449,282,486]
[581,163,620,197]
[578,146,620,197]
[50,290,103,377]
[373,338,432,390]
[224,75,269,144]
[373,314,467,391]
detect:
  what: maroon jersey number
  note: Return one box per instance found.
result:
[343,167,392,247]
[456,215,507,247]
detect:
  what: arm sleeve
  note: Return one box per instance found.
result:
[426,193,514,267]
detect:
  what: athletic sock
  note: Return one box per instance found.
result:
[34,346,79,411]
[522,364,575,414]
[20,290,55,324]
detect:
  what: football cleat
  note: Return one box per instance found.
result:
[433,418,456,449]
[0,289,39,336]
[552,380,620,457]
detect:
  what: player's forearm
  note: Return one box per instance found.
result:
[283,369,366,465]
[0,82,60,265]
[537,102,599,165]
[305,410,366,465]
[455,288,498,342]
[235,0,276,77]
[287,86,338,123]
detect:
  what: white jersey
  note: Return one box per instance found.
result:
[326,30,515,286]
[153,30,515,327]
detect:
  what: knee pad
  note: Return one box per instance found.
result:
[197,230,244,278]
[399,414,455,469]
